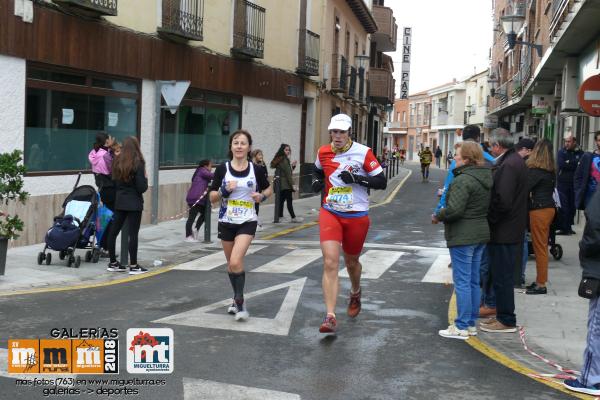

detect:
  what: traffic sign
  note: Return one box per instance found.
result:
[578,74,600,116]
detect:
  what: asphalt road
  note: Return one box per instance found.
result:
[0,164,570,399]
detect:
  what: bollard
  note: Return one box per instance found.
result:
[385,162,389,181]
[273,173,281,223]
[203,199,212,243]
[391,158,396,178]
[120,215,129,266]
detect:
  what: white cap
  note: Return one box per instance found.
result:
[327,113,352,131]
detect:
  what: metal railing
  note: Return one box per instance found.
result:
[53,0,118,16]
[297,29,320,76]
[331,54,348,93]
[358,67,365,102]
[549,0,573,39]
[232,0,265,59]
[161,0,204,41]
[348,66,357,98]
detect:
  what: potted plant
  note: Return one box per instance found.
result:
[0,150,28,275]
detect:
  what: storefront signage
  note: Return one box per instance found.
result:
[531,94,553,116]
[400,27,411,100]
[578,74,600,116]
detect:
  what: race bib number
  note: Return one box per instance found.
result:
[226,199,254,223]
[326,187,353,211]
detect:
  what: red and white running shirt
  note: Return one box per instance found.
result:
[315,142,383,214]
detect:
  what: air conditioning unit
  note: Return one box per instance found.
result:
[561,58,579,111]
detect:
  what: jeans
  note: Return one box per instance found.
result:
[581,297,600,387]
[488,243,518,327]
[480,247,496,308]
[450,244,485,330]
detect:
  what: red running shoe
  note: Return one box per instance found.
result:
[347,288,362,318]
[319,314,337,333]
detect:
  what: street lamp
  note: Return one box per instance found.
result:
[500,11,543,57]
[487,72,508,102]
[355,54,370,70]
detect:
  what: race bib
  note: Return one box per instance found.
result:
[326,186,353,211]
[226,199,254,223]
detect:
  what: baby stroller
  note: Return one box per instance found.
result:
[526,207,563,260]
[37,174,101,268]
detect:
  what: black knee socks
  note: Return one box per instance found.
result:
[228,271,246,304]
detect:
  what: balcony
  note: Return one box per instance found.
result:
[549,0,574,39]
[330,54,348,93]
[52,0,117,17]
[297,29,320,76]
[368,68,394,104]
[371,5,397,52]
[358,68,366,103]
[159,0,204,41]
[231,0,265,59]
[347,67,357,99]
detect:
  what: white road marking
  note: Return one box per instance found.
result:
[421,255,453,284]
[173,246,266,271]
[183,378,301,400]
[339,250,405,279]
[0,348,76,383]
[252,239,447,252]
[154,278,306,336]
[252,249,322,274]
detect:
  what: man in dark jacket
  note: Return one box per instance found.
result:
[480,129,528,333]
[557,135,584,234]
[563,190,600,396]
[575,131,600,212]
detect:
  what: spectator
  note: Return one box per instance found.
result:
[88,132,116,211]
[434,142,492,339]
[184,159,214,242]
[435,146,443,168]
[574,131,600,211]
[106,136,149,275]
[270,144,301,223]
[446,151,453,169]
[556,135,583,235]
[516,138,534,160]
[524,139,556,295]
[251,149,268,228]
[418,146,433,181]
[480,128,528,333]
[515,137,535,286]
[563,189,600,396]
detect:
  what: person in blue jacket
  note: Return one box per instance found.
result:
[574,131,600,212]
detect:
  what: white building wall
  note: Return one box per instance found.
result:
[241,96,302,165]
[0,55,26,153]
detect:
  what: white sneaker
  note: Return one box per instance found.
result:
[235,304,249,321]
[227,301,239,315]
[291,217,304,223]
[184,235,198,243]
[438,325,469,340]
[467,326,477,336]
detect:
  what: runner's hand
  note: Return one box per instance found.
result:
[251,192,263,203]
[311,179,324,193]
[338,170,356,184]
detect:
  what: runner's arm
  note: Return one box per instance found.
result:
[338,170,387,190]
[312,167,325,192]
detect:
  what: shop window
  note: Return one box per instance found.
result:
[25,65,140,173]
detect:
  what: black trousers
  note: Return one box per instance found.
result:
[107,210,142,265]
[557,181,576,230]
[488,243,518,327]
[186,203,206,237]
[279,189,296,219]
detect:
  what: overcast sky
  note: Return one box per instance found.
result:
[386,0,493,95]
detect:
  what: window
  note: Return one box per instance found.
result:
[159,90,241,167]
[25,64,140,173]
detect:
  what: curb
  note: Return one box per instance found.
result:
[447,292,588,399]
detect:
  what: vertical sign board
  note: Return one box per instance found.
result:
[400,27,412,100]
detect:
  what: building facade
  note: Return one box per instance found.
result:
[488,0,600,151]
[406,91,431,161]
[429,80,466,158]
[384,98,408,151]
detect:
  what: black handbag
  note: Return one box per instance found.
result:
[578,277,600,299]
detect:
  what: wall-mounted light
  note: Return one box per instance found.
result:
[500,11,543,57]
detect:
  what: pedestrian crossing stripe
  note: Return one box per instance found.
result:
[173,246,267,271]
[339,250,405,279]
[252,249,322,274]
[183,378,301,400]
[421,254,453,284]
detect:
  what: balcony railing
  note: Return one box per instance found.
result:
[368,68,394,104]
[52,0,117,16]
[331,54,348,93]
[549,0,574,39]
[297,29,320,76]
[159,0,204,41]
[358,67,365,103]
[371,5,398,52]
[347,67,357,98]
[231,0,265,59]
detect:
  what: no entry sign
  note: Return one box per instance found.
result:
[578,74,600,116]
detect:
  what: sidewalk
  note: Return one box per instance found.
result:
[472,223,588,385]
[0,168,410,295]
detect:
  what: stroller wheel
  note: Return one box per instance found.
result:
[551,244,563,260]
[59,250,66,260]
[37,252,45,265]
[85,251,92,263]
[74,255,81,268]
[45,252,52,265]
[92,249,100,263]
[68,255,74,268]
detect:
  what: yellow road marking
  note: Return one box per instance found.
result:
[448,292,590,399]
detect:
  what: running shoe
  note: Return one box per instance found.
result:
[563,379,600,396]
[227,301,239,315]
[129,265,148,275]
[235,303,249,321]
[347,288,362,318]
[438,324,469,340]
[184,235,199,243]
[319,314,337,333]
[107,262,127,272]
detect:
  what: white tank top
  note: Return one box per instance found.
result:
[218,162,258,224]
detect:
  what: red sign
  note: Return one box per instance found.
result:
[578,74,600,117]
